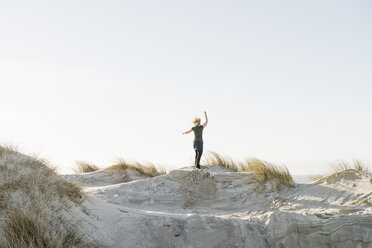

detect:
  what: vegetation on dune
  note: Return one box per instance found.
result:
[240,158,294,188]
[308,174,325,181]
[71,158,166,183]
[105,158,166,178]
[0,146,95,248]
[204,151,294,188]
[331,159,369,173]
[309,159,370,182]
[73,161,99,174]
[0,144,19,158]
[203,151,239,172]
[2,208,86,248]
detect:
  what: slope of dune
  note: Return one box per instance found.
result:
[0,147,106,247]
[67,165,372,248]
[2,147,372,248]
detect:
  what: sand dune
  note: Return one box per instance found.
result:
[65,165,372,247]
[1,147,371,247]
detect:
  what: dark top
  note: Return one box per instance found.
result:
[192,125,204,142]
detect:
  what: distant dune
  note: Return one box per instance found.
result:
[292,175,313,184]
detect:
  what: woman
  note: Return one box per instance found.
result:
[182,111,208,169]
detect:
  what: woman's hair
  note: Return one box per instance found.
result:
[193,117,201,126]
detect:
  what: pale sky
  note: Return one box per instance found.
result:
[1,1,371,174]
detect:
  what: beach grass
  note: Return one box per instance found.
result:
[2,207,86,248]
[106,158,166,178]
[203,151,239,172]
[240,158,294,188]
[331,159,370,173]
[309,159,370,182]
[204,151,294,188]
[308,174,325,181]
[73,161,99,174]
[0,145,94,248]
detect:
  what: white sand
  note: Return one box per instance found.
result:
[63,165,372,248]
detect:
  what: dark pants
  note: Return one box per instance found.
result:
[193,141,203,168]
[195,150,203,168]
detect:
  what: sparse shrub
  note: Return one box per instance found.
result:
[73,161,99,174]
[106,158,166,178]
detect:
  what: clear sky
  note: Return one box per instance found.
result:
[1,1,371,174]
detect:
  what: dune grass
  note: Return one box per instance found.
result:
[0,145,93,248]
[73,161,99,174]
[331,159,370,173]
[309,159,370,182]
[204,152,294,188]
[106,158,166,178]
[0,144,18,155]
[240,158,294,188]
[308,174,325,181]
[2,208,85,248]
[203,151,239,172]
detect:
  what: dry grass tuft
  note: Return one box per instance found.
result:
[241,159,294,188]
[331,159,370,173]
[106,158,166,178]
[73,161,99,174]
[308,174,325,181]
[205,152,294,189]
[203,152,239,172]
[309,159,370,182]
[2,208,86,248]
[0,145,92,247]
[0,144,18,155]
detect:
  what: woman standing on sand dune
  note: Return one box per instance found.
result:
[182,111,208,169]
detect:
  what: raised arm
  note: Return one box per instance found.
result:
[203,111,208,127]
[182,128,192,135]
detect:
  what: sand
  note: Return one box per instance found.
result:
[63,165,372,248]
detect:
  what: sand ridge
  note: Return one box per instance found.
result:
[63,165,372,247]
